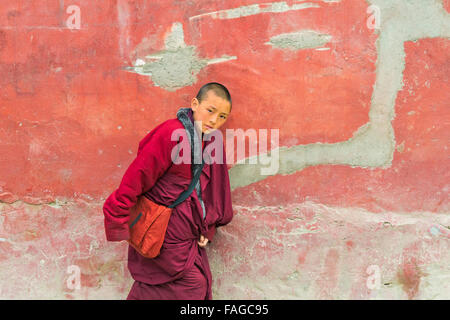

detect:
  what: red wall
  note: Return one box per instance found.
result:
[0,0,449,299]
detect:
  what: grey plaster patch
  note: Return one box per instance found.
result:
[266,30,332,50]
[127,22,237,91]
[164,22,186,51]
[137,47,207,91]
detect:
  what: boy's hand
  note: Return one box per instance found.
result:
[198,234,209,248]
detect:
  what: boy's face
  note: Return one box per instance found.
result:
[191,90,231,134]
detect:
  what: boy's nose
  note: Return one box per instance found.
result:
[209,115,218,125]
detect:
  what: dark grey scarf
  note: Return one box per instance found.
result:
[176,107,206,218]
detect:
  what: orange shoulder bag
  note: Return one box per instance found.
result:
[127,159,204,258]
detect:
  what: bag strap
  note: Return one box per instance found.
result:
[168,158,205,208]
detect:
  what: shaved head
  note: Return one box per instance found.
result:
[195,82,232,111]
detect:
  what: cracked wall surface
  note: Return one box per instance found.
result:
[0,0,449,299]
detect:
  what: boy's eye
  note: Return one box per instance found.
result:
[207,109,213,113]
[220,115,227,119]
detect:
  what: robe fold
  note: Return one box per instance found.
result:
[102,108,233,300]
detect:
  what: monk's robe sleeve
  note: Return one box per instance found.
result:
[102,121,177,241]
[204,143,234,242]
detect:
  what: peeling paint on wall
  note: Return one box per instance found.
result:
[127,22,236,91]
[189,1,323,21]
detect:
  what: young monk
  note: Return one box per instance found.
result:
[103,82,233,300]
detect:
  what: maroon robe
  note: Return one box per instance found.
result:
[102,109,233,300]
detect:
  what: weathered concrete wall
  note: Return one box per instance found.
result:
[0,0,449,299]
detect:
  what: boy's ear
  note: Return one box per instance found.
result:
[191,98,199,111]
